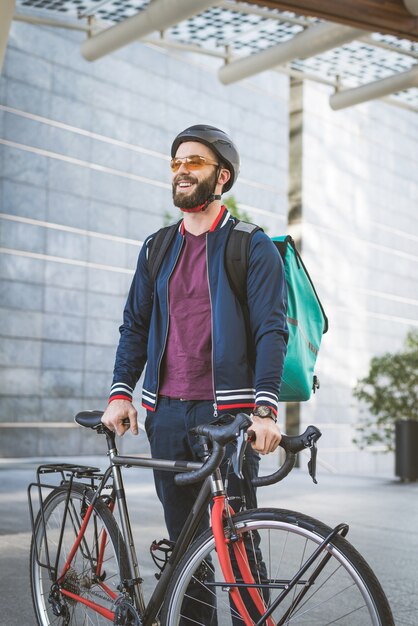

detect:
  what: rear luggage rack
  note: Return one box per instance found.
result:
[28,463,109,579]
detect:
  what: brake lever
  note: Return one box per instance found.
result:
[307,439,318,484]
[231,430,248,479]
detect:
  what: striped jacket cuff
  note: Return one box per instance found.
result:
[109,382,133,404]
[255,391,279,417]
[142,388,157,411]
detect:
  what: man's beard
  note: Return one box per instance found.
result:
[172,168,217,209]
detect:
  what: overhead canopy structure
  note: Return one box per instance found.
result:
[80,0,217,61]
[250,0,418,41]
[4,0,418,112]
[218,22,368,84]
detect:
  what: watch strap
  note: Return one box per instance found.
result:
[253,405,277,422]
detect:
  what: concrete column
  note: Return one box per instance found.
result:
[0,0,15,73]
[288,77,304,246]
[286,77,304,444]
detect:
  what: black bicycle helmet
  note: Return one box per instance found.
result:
[171,125,240,193]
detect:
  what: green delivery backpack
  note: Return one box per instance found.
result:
[225,221,328,402]
[147,219,328,403]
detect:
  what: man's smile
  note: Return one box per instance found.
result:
[175,176,197,192]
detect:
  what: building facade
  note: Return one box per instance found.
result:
[1,20,417,472]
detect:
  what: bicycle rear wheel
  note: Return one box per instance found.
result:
[162,508,394,625]
[30,483,130,626]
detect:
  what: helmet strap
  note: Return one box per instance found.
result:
[179,164,224,213]
[179,191,222,213]
[179,194,222,213]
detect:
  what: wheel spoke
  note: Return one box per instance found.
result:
[30,485,130,626]
[163,510,393,626]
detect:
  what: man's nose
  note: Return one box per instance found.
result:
[176,161,191,174]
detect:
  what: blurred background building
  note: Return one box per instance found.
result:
[0,0,417,474]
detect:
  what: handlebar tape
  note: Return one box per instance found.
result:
[173,413,251,486]
[174,441,224,486]
[172,421,321,488]
[252,426,322,487]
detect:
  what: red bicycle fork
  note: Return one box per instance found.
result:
[211,495,276,626]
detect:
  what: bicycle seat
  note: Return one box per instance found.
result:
[192,413,252,446]
[75,410,104,429]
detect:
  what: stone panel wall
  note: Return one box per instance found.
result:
[300,82,418,474]
[2,23,417,472]
[0,22,289,456]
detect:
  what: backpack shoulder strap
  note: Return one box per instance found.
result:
[147,221,181,284]
[225,220,261,304]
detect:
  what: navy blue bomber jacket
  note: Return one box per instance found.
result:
[110,206,289,417]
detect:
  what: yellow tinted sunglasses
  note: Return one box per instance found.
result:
[170,155,219,172]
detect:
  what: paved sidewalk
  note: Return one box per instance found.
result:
[0,454,417,625]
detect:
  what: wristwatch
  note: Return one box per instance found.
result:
[253,405,277,422]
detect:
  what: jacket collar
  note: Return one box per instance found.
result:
[179,205,231,236]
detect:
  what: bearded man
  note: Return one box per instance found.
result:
[101,125,288,623]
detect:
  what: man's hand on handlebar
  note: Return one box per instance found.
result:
[249,415,281,455]
[176,414,321,487]
[101,400,139,437]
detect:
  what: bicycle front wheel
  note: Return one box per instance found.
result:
[162,508,394,625]
[30,483,130,626]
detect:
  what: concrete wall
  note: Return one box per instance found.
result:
[0,21,289,457]
[300,82,418,475]
[1,22,417,473]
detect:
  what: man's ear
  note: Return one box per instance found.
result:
[218,167,231,187]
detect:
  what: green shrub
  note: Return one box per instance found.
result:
[353,330,418,452]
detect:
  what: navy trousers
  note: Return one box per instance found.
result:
[145,397,260,542]
[145,398,262,625]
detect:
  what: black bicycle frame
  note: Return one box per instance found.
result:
[102,441,214,625]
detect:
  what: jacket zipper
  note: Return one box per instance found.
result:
[154,236,185,409]
[206,233,218,418]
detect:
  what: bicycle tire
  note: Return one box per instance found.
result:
[161,508,394,626]
[30,483,130,626]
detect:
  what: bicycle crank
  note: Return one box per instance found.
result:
[113,597,142,626]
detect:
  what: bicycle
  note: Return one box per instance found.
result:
[28,410,394,625]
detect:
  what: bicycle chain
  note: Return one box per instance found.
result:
[64,579,141,625]
[89,586,115,603]
[62,569,114,604]
[63,579,141,624]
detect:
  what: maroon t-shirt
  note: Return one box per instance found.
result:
[159,230,213,400]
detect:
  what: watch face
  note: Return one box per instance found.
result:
[257,406,271,417]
